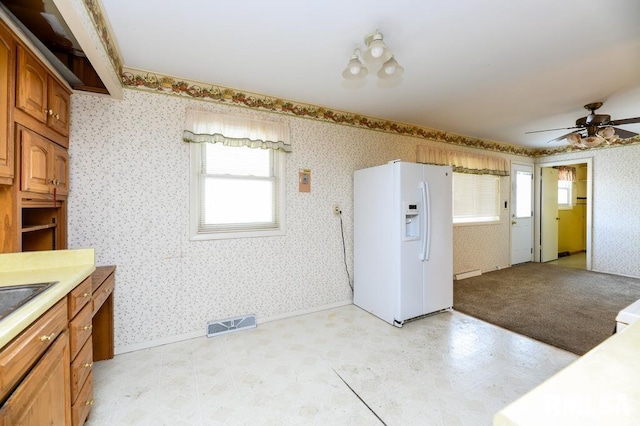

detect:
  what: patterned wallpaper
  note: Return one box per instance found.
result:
[537,145,640,278]
[68,89,527,352]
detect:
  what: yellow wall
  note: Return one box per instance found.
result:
[558,164,587,253]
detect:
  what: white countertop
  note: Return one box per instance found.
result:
[494,319,640,425]
[0,249,96,348]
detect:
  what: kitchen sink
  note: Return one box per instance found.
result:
[0,282,58,321]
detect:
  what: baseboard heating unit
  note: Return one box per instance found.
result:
[454,269,482,280]
[207,314,256,337]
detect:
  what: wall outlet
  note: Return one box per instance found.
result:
[333,204,341,215]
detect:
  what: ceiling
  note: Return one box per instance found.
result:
[97,0,640,149]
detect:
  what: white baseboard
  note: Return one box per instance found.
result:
[114,299,353,356]
[454,269,482,280]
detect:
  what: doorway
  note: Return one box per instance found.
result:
[535,158,592,270]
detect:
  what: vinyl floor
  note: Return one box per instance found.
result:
[86,305,577,426]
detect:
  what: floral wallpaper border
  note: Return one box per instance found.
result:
[120,67,536,157]
[80,0,640,158]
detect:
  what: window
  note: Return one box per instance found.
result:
[558,180,572,209]
[452,173,501,224]
[190,143,285,240]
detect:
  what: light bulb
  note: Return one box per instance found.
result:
[383,63,396,74]
[370,43,384,58]
[349,63,361,75]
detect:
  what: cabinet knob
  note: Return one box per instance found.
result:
[83,292,92,298]
[39,332,55,342]
[85,399,94,406]
[83,362,93,368]
[82,324,93,331]
[55,113,60,120]
[47,109,54,116]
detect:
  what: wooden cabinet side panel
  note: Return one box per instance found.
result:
[91,266,115,361]
[15,47,47,124]
[0,21,14,183]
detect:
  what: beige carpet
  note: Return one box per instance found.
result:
[453,262,640,355]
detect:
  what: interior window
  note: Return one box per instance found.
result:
[452,173,501,224]
[558,180,573,209]
[190,143,285,240]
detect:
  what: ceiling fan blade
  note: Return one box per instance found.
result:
[612,127,639,139]
[546,131,581,144]
[609,117,640,126]
[525,126,581,135]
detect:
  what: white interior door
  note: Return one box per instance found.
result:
[541,167,559,262]
[511,163,533,265]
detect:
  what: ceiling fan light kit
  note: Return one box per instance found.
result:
[527,102,640,148]
[342,30,404,81]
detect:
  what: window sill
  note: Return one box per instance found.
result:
[190,228,285,241]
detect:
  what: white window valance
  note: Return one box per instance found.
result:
[183,109,292,152]
[416,146,509,176]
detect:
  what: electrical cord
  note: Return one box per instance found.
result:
[338,210,353,292]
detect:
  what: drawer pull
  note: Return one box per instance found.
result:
[83,292,92,298]
[82,324,93,331]
[83,362,93,368]
[39,332,56,342]
[104,288,112,294]
[85,399,94,406]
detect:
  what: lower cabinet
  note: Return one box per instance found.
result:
[0,270,115,425]
[0,329,71,425]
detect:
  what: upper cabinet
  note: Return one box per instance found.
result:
[0,22,15,185]
[18,125,69,197]
[16,46,70,138]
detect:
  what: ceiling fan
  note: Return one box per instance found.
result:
[526,102,640,147]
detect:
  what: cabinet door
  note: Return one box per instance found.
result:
[16,46,48,124]
[52,143,69,196]
[19,126,51,194]
[0,22,14,184]
[47,77,70,136]
[0,330,71,426]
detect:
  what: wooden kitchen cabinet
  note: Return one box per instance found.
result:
[18,124,68,196]
[0,298,71,425]
[16,46,70,138]
[0,21,14,185]
[0,330,71,426]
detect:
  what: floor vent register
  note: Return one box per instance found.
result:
[207,314,257,337]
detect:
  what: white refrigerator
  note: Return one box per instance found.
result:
[353,161,453,326]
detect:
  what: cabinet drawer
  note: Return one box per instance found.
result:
[92,272,114,315]
[70,337,93,404]
[71,371,93,426]
[68,276,92,319]
[69,303,92,360]
[0,298,67,401]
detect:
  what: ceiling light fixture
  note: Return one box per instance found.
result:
[342,29,404,81]
[566,127,620,148]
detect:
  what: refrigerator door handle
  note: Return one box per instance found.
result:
[420,181,431,261]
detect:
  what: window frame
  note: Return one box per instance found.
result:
[189,143,286,240]
[452,172,502,226]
